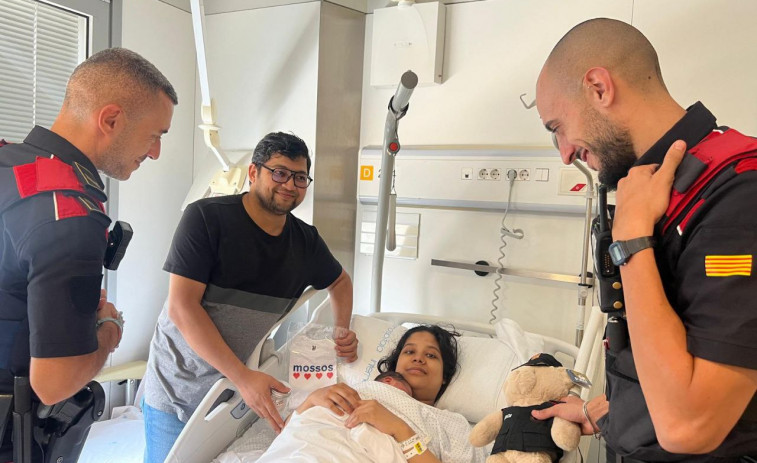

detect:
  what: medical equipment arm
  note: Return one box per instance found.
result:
[370,70,418,313]
[572,160,595,346]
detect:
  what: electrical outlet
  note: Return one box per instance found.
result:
[490,168,501,180]
[518,169,530,181]
[478,168,490,180]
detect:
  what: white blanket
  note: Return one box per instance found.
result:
[218,381,486,463]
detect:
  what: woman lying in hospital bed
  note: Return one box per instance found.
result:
[226,325,487,463]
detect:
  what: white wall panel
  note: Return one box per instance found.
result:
[355,0,633,341]
[197,2,321,222]
[114,0,195,365]
[360,0,633,147]
[633,0,757,134]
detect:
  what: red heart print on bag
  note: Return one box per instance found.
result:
[316,373,323,379]
[293,373,300,379]
[304,373,311,380]
[327,372,334,379]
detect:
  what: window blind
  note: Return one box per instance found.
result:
[0,0,86,142]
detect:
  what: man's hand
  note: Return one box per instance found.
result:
[613,140,687,240]
[96,289,121,352]
[334,327,358,363]
[531,394,608,436]
[235,369,289,434]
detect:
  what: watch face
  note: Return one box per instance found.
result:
[609,242,626,266]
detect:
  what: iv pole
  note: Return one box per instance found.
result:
[370,70,418,314]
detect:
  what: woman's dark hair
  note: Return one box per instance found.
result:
[377,325,460,402]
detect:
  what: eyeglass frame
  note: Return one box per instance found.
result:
[256,163,314,188]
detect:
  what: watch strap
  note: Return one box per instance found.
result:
[624,236,656,256]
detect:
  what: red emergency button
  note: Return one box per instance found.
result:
[389,142,399,152]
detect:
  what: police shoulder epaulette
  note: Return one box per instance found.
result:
[4,156,110,226]
[53,191,111,228]
[13,156,107,203]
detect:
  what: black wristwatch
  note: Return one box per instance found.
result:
[608,236,656,266]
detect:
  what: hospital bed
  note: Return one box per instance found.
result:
[165,287,606,463]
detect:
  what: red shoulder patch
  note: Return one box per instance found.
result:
[54,192,89,220]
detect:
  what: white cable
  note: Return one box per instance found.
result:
[490,172,523,324]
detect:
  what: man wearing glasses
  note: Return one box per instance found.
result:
[141,132,358,463]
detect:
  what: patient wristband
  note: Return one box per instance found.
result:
[582,401,601,439]
[399,434,428,460]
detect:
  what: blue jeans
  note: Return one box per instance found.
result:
[143,400,185,463]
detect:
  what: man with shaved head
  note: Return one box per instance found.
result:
[531,18,757,463]
[0,47,176,427]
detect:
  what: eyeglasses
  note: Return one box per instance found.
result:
[258,164,313,188]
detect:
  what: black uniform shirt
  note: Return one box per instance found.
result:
[636,102,757,371]
[598,103,757,461]
[0,126,109,385]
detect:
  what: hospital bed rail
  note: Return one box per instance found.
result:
[169,295,605,463]
[164,286,320,463]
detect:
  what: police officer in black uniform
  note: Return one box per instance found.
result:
[531,19,757,463]
[0,48,177,457]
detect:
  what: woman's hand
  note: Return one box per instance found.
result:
[297,383,362,416]
[344,400,415,441]
[234,370,289,434]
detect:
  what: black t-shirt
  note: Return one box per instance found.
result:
[164,193,342,299]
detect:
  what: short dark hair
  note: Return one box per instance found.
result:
[251,132,311,173]
[377,325,461,402]
[65,48,178,118]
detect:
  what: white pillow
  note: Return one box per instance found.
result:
[338,315,407,387]
[435,336,523,424]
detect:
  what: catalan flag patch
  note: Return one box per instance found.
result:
[705,255,752,277]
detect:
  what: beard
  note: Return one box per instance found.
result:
[253,186,300,215]
[583,108,637,190]
[98,129,136,181]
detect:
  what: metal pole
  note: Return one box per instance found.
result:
[572,160,595,346]
[370,71,418,313]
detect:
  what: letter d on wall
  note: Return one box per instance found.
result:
[360,165,374,181]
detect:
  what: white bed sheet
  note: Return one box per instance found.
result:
[78,406,145,463]
[216,381,486,463]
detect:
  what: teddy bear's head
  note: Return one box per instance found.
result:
[504,353,576,407]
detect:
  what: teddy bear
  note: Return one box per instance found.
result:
[469,353,584,463]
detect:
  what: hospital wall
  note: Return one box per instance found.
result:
[110,0,196,370]
[354,0,757,344]
[189,1,365,306]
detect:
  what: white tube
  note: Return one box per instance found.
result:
[387,193,397,251]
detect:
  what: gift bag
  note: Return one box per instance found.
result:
[288,323,338,409]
